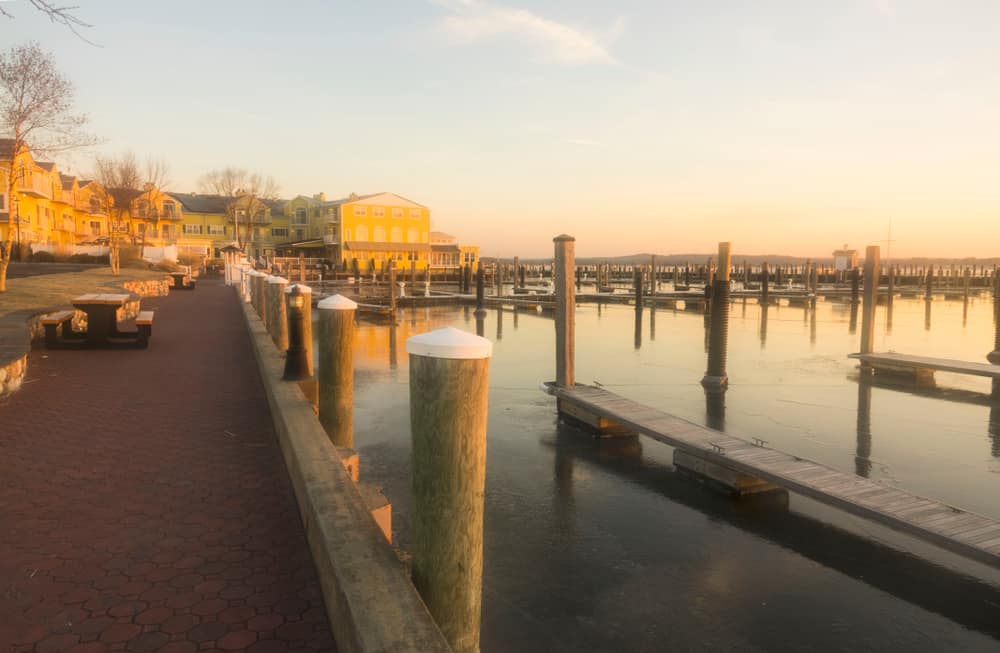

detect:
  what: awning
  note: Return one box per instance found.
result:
[288,239,326,249]
[345,241,431,252]
[431,244,461,253]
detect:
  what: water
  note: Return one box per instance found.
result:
[322,292,1000,651]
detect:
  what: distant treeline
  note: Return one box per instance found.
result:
[483,253,1000,267]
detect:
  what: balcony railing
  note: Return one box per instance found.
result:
[21,175,52,199]
[323,235,340,245]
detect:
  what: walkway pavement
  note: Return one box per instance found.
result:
[0,279,336,652]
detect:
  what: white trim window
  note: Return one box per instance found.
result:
[390,227,402,243]
[372,207,385,217]
[208,224,226,235]
[355,225,368,241]
[271,227,289,237]
[373,226,386,241]
[392,208,404,219]
[183,224,203,235]
[409,209,421,219]
[353,206,367,216]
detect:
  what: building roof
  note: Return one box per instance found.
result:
[60,174,77,191]
[833,249,857,256]
[0,138,17,159]
[36,161,56,172]
[344,241,431,253]
[431,244,461,253]
[327,192,427,209]
[167,192,230,214]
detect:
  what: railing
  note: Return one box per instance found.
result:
[21,174,52,198]
[323,235,339,245]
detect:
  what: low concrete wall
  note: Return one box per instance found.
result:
[0,277,171,397]
[239,296,451,653]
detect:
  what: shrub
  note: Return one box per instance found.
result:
[67,253,110,264]
[152,259,181,272]
[31,251,56,263]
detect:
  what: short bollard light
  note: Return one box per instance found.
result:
[283,285,310,381]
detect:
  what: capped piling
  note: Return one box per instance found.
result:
[317,294,357,448]
[554,235,576,388]
[702,242,732,388]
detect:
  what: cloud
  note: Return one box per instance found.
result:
[874,0,894,19]
[434,0,620,64]
[564,138,602,147]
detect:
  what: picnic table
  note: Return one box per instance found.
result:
[71,294,132,346]
[170,272,196,290]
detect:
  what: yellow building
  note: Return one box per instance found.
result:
[330,192,432,271]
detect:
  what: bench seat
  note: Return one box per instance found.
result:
[136,310,155,348]
[42,310,76,347]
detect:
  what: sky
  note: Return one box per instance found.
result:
[5,0,999,258]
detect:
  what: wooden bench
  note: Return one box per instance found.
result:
[135,310,155,348]
[41,310,76,348]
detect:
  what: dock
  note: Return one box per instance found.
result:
[544,382,1000,569]
[849,352,1000,382]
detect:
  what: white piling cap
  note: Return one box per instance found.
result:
[317,294,358,310]
[267,275,288,284]
[407,327,493,360]
[284,283,313,294]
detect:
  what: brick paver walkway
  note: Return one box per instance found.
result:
[0,279,336,653]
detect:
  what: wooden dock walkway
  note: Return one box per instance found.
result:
[544,383,1000,568]
[849,352,1000,380]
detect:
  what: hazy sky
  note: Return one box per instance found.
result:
[7,1,999,257]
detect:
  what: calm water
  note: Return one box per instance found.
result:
[323,292,1000,652]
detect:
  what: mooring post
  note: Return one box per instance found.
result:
[860,245,880,356]
[283,285,311,380]
[474,266,485,316]
[633,267,644,308]
[554,234,576,388]
[268,276,289,350]
[702,241,732,388]
[887,265,895,304]
[389,266,398,314]
[285,283,313,375]
[926,264,934,300]
[850,268,860,304]
[964,267,971,298]
[761,261,769,304]
[650,255,657,293]
[316,294,357,447]
[257,273,269,325]
[407,327,492,653]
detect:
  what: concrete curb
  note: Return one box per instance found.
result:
[239,294,452,653]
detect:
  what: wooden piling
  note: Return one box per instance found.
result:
[702,242,732,388]
[860,246,880,356]
[317,295,357,448]
[407,328,492,653]
[268,276,289,351]
[554,235,576,388]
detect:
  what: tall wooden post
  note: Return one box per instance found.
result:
[317,295,357,448]
[389,266,397,313]
[513,256,520,289]
[761,261,769,304]
[299,252,306,283]
[554,235,576,388]
[926,264,934,300]
[268,276,289,351]
[286,284,313,376]
[408,327,492,653]
[860,246,880,356]
[702,242,731,387]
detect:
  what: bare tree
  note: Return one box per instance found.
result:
[0,1,95,44]
[0,41,95,292]
[198,167,279,253]
[136,158,171,260]
[91,152,141,275]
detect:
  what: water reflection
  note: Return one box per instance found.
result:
[705,387,726,431]
[849,301,859,334]
[513,305,519,329]
[886,301,893,335]
[496,307,503,341]
[633,307,642,350]
[963,297,969,328]
[990,403,1000,458]
[476,314,485,338]
[649,303,656,341]
[809,301,817,346]
[388,323,397,369]
[855,375,873,478]
[759,304,768,350]
[925,299,932,331]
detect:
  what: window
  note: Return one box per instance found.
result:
[344,229,352,241]
[137,223,146,235]
[89,221,100,236]
[392,208,403,219]
[353,206,366,216]
[390,227,402,243]
[373,226,386,241]
[163,201,176,218]
[89,197,102,213]
[407,228,418,243]
[208,224,226,235]
[183,224,203,235]
[372,207,385,217]
[293,207,307,225]
[422,232,428,243]
[294,228,306,241]
[410,209,421,219]
[355,225,368,241]
[0,194,6,210]
[464,252,476,264]
[161,224,171,238]
[271,227,289,238]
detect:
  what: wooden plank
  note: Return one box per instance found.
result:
[849,352,1000,379]
[551,384,1000,567]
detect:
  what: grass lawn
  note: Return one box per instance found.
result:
[0,265,169,317]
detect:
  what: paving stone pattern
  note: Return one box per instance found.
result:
[0,279,336,652]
